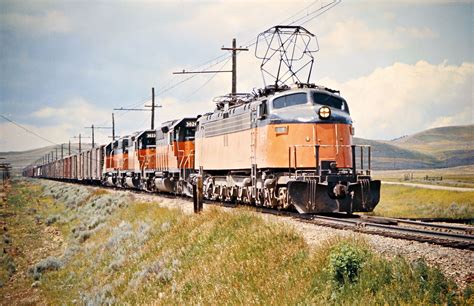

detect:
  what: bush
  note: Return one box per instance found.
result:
[46,214,60,225]
[328,242,368,285]
[29,256,63,280]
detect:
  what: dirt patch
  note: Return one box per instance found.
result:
[0,181,64,304]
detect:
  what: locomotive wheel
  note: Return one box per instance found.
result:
[229,187,238,203]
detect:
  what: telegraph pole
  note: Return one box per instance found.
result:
[68,140,71,155]
[151,88,155,129]
[55,147,58,160]
[173,38,248,96]
[221,38,249,95]
[115,88,161,130]
[144,87,162,130]
[112,113,115,140]
[85,124,112,147]
[71,134,90,154]
[61,144,63,159]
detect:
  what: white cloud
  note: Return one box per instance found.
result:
[320,18,401,53]
[1,10,71,34]
[32,97,110,127]
[395,26,438,39]
[0,122,72,152]
[319,18,438,54]
[0,97,114,151]
[317,61,473,139]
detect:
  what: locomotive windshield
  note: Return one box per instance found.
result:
[138,132,156,149]
[184,127,195,141]
[312,92,349,113]
[272,93,307,109]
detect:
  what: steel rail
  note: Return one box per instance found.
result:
[32,178,474,250]
[362,216,474,235]
[311,215,474,243]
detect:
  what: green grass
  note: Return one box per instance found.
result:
[374,167,474,188]
[41,205,470,305]
[373,184,474,219]
[2,179,472,304]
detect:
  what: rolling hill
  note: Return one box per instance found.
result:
[354,124,473,169]
[0,144,92,175]
[0,125,472,172]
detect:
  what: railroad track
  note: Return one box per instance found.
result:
[35,178,474,251]
[252,208,474,250]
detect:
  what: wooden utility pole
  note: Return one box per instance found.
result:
[68,140,71,155]
[221,38,249,95]
[151,87,155,130]
[173,38,248,96]
[61,144,63,159]
[116,88,161,131]
[144,87,162,130]
[85,124,112,147]
[112,113,115,140]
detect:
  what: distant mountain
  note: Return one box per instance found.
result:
[0,143,92,175]
[355,124,473,170]
[352,138,439,170]
[0,125,472,172]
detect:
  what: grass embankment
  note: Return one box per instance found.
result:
[1,179,472,304]
[374,185,474,219]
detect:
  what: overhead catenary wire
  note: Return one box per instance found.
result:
[0,114,59,146]
[18,0,341,164]
[94,0,340,131]
[0,114,103,166]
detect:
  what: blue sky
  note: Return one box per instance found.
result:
[0,0,472,151]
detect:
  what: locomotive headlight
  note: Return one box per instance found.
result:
[318,106,331,119]
[275,126,288,134]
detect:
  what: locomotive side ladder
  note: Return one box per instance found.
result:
[250,107,258,198]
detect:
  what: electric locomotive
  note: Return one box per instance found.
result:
[195,83,380,213]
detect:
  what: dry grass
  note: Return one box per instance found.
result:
[373,184,474,219]
[1,179,472,305]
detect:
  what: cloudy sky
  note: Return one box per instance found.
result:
[0,0,472,151]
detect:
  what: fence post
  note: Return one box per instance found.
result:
[193,175,203,213]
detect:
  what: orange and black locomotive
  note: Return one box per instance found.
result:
[195,84,380,213]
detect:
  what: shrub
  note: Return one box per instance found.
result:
[46,214,60,225]
[328,242,368,285]
[29,256,63,280]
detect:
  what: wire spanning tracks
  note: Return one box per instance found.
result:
[253,208,474,250]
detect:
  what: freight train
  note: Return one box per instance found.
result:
[23,82,380,214]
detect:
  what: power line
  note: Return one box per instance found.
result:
[20,0,341,160]
[93,1,338,131]
[0,114,59,146]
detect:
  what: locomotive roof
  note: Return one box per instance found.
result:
[161,117,197,129]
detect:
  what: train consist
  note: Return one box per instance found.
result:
[23,83,380,214]
[24,26,380,214]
